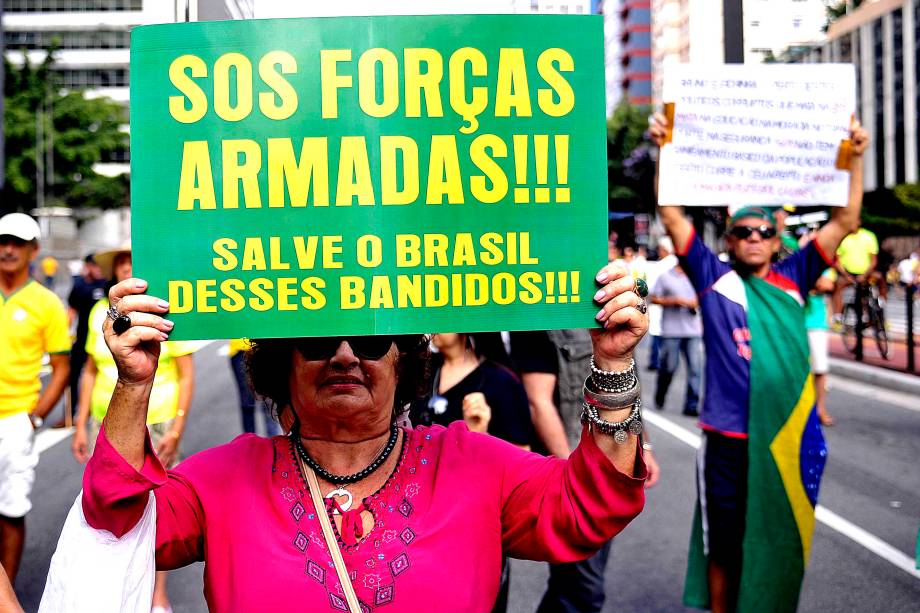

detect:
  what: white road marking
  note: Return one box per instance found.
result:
[35,427,75,455]
[815,506,920,580]
[643,411,702,449]
[643,411,920,581]
[827,376,920,413]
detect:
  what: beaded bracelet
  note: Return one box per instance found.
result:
[580,398,643,444]
[583,375,641,411]
[589,356,637,393]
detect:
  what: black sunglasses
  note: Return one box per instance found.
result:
[295,335,420,361]
[730,224,776,240]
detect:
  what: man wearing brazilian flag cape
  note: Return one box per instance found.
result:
[651,115,870,612]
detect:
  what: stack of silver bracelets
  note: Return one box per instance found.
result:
[581,356,642,444]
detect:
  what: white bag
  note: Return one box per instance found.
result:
[39,491,156,613]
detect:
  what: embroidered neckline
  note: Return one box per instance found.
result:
[286,429,413,550]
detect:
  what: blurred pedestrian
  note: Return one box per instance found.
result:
[806,272,836,427]
[229,339,281,437]
[645,237,677,371]
[650,263,702,416]
[410,333,532,448]
[411,332,533,613]
[898,250,918,288]
[0,213,71,584]
[39,255,58,290]
[509,327,660,613]
[831,221,880,327]
[70,245,197,613]
[63,254,106,423]
[651,113,869,612]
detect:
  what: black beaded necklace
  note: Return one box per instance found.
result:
[291,425,400,485]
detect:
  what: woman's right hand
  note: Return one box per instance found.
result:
[72,426,89,464]
[103,278,174,385]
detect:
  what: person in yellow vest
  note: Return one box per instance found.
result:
[831,221,880,327]
[39,255,58,290]
[0,213,71,585]
[70,245,196,613]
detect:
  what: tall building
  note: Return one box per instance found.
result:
[651,0,727,104]
[4,1,163,104]
[620,0,653,105]
[3,1,254,176]
[601,1,623,113]
[793,0,919,191]
[743,0,827,63]
[256,0,617,112]
[649,0,826,106]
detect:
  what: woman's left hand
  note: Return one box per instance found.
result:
[590,262,649,368]
[155,432,180,467]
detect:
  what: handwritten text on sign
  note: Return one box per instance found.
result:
[658,64,856,207]
[129,15,607,340]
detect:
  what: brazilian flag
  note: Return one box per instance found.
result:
[684,277,828,612]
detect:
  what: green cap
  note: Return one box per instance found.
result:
[730,206,776,229]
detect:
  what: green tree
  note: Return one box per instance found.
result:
[862,183,920,237]
[2,50,128,214]
[823,0,864,32]
[607,101,653,210]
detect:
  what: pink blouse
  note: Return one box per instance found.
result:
[83,422,646,612]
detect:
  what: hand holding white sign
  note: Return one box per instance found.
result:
[657,64,857,207]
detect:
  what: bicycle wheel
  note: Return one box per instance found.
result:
[841,303,860,353]
[873,309,890,359]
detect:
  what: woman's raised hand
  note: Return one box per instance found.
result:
[103,279,174,385]
[590,263,649,369]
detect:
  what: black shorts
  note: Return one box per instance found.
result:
[700,431,748,566]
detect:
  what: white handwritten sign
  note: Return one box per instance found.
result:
[658,64,856,207]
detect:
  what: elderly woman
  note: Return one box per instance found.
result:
[80,262,649,612]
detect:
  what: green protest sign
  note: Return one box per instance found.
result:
[130,14,607,340]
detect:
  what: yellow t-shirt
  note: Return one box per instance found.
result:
[836,228,879,275]
[0,281,71,417]
[85,300,199,424]
[40,256,58,277]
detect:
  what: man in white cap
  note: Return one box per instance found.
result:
[0,213,71,584]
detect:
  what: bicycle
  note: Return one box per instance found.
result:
[841,280,889,359]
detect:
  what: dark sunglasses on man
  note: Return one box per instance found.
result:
[729,224,777,240]
[295,335,423,361]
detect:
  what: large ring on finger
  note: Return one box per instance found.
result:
[636,297,648,314]
[106,305,132,335]
[633,277,649,298]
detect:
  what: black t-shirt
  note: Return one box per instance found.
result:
[68,276,107,346]
[508,331,558,376]
[409,358,533,446]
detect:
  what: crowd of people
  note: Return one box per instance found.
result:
[1,108,918,613]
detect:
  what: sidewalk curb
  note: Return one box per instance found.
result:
[828,357,920,395]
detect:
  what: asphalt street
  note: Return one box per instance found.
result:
[14,340,920,612]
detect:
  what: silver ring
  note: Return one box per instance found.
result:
[106,305,121,321]
[636,298,648,314]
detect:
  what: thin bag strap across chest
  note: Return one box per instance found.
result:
[298,453,362,613]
